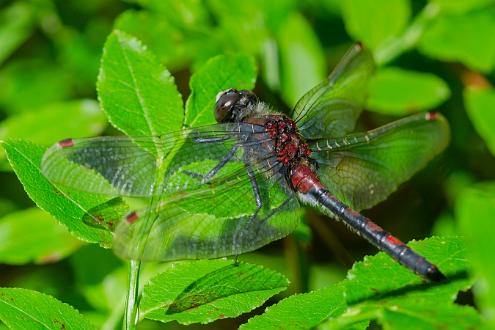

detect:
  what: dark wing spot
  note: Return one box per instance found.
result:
[58,138,75,148]
[126,211,139,224]
[425,112,438,121]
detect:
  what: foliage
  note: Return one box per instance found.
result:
[244,237,478,330]
[1,0,495,329]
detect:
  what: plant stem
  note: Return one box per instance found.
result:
[375,2,441,65]
[124,259,141,330]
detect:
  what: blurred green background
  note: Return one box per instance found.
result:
[1,0,495,329]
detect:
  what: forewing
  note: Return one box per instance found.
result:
[311,113,450,210]
[291,43,375,139]
[40,123,269,197]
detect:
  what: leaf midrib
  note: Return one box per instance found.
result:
[119,39,158,138]
[139,286,286,318]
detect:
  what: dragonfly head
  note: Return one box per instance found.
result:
[215,89,257,123]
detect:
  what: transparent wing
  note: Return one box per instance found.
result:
[291,43,375,140]
[311,113,450,211]
[41,123,270,197]
[113,169,301,261]
[42,121,304,261]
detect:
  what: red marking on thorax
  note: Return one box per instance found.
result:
[262,115,311,165]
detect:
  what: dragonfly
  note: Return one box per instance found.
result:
[41,44,449,281]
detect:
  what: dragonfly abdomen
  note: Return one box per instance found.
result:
[300,182,446,282]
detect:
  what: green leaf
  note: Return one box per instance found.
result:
[367,68,450,115]
[139,260,288,324]
[185,53,257,127]
[428,0,495,13]
[0,100,106,169]
[240,285,346,330]
[208,0,289,54]
[1,140,113,245]
[69,245,124,310]
[344,237,470,301]
[464,87,495,156]
[0,198,16,218]
[0,60,73,114]
[277,12,326,107]
[0,288,96,330]
[247,237,478,329]
[342,0,411,51]
[457,183,495,328]
[116,10,193,69]
[97,30,184,136]
[418,9,495,72]
[334,237,478,329]
[371,302,479,330]
[0,2,35,65]
[0,208,81,265]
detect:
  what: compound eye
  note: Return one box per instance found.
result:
[215,89,240,123]
[215,88,236,103]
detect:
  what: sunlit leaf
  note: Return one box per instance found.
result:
[337,237,476,329]
[342,0,410,51]
[115,9,205,69]
[0,208,81,265]
[418,9,495,72]
[0,288,96,330]
[139,259,288,324]
[464,87,495,156]
[457,183,495,328]
[367,67,450,115]
[241,285,346,330]
[1,140,113,245]
[97,30,184,137]
[244,237,476,329]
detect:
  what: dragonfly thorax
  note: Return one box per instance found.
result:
[264,115,312,165]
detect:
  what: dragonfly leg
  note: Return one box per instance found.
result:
[244,160,263,218]
[183,145,239,183]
